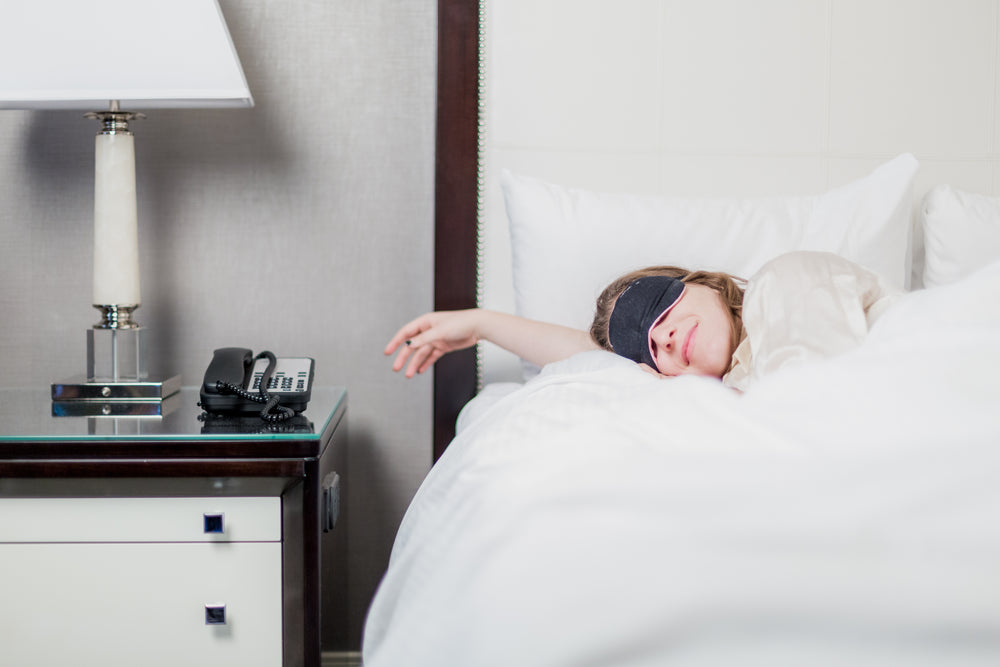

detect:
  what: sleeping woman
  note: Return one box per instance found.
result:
[385,251,901,390]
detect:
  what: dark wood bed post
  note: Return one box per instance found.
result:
[434,0,480,460]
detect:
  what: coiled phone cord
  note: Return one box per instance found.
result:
[214,350,295,423]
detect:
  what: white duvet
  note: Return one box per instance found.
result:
[363,259,1000,666]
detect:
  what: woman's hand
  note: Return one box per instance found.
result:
[384,309,484,378]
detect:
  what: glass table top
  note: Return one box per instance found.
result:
[0,386,346,441]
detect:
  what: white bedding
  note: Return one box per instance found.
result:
[364,260,1000,666]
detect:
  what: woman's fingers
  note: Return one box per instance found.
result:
[416,348,445,376]
[404,342,441,378]
[386,317,440,377]
[390,342,414,373]
[390,336,448,378]
[384,313,437,354]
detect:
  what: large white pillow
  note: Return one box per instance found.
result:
[921,185,1000,288]
[502,154,918,345]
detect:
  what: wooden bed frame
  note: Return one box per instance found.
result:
[433,0,480,459]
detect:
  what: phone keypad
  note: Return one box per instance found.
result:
[247,358,313,393]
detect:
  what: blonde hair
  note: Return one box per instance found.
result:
[590,266,746,363]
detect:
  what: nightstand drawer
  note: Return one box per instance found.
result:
[0,541,282,667]
[0,497,280,543]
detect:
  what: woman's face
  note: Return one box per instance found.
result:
[647,284,735,378]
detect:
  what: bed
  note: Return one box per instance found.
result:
[366,1,1000,664]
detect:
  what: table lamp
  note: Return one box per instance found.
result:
[0,0,253,409]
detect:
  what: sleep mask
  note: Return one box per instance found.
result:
[608,276,685,368]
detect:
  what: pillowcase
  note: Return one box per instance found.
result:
[921,185,1000,288]
[501,154,918,359]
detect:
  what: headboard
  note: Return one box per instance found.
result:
[434,0,480,458]
[434,0,1000,458]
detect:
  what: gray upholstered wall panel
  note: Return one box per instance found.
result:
[0,0,436,649]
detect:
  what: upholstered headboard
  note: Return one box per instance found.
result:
[434,0,1000,457]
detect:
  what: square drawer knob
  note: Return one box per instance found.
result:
[203,513,225,534]
[205,604,227,625]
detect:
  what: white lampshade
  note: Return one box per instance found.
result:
[0,0,253,389]
[0,0,253,110]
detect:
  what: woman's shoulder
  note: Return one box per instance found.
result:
[749,251,900,291]
[752,250,856,277]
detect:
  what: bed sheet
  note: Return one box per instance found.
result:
[364,260,1000,666]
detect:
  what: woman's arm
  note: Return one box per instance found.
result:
[384,309,598,378]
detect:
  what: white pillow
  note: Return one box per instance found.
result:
[501,154,918,352]
[921,185,1000,288]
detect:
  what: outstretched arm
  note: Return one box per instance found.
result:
[384,309,598,378]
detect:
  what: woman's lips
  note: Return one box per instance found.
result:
[682,324,697,365]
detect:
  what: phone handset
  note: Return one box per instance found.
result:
[200,348,315,422]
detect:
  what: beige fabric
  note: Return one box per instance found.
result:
[724,251,902,391]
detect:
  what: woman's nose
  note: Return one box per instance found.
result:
[652,324,675,351]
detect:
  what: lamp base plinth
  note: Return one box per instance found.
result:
[51,374,181,403]
[50,314,180,410]
[50,386,182,418]
[88,326,146,381]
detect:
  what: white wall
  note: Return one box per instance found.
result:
[480,0,1000,382]
[0,0,437,649]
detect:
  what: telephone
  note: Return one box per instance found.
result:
[199,348,315,422]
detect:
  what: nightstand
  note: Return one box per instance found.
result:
[0,386,346,667]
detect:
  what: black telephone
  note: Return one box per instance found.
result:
[199,348,315,422]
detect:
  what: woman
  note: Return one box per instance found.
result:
[386,251,901,388]
[385,265,747,381]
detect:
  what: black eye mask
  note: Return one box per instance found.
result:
[608,276,685,368]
